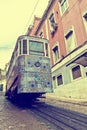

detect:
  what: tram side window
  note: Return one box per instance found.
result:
[45,43,48,56]
[23,40,27,54]
[19,41,21,55]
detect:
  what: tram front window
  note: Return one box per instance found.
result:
[29,41,44,55]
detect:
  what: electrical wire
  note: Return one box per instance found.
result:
[23,0,40,34]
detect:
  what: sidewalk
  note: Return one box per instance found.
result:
[46,93,87,103]
[46,93,87,115]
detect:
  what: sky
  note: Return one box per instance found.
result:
[0,0,49,69]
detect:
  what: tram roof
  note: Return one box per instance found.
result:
[17,35,48,42]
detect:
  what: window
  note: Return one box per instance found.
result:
[57,75,63,86]
[72,65,81,79]
[59,0,68,14]
[39,32,44,38]
[23,40,27,54]
[19,41,21,55]
[49,13,58,36]
[83,12,87,32]
[45,43,49,56]
[29,41,44,55]
[53,46,59,63]
[65,29,76,53]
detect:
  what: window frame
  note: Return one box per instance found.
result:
[59,0,69,15]
[82,10,87,33]
[44,42,49,57]
[39,31,44,38]
[18,39,29,55]
[57,74,63,86]
[65,27,77,54]
[52,42,60,64]
[49,11,58,36]
[29,40,44,56]
[23,39,27,54]
[71,65,83,81]
[18,40,22,55]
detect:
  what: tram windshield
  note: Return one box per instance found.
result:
[29,41,44,55]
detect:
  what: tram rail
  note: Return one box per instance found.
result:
[30,103,87,130]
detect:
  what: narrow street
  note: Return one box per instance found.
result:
[0,1,87,129]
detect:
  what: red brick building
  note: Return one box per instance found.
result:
[26,16,41,36]
[26,0,87,99]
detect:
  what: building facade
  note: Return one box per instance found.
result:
[27,0,87,99]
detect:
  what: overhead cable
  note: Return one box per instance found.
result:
[23,0,40,34]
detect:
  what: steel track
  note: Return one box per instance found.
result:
[30,103,87,130]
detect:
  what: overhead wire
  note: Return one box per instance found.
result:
[23,0,40,34]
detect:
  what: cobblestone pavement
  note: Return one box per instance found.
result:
[1,91,87,130]
[0,92,51,130]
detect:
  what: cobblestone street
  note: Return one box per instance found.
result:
[0,92,87,130]
[0,92,50,130]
